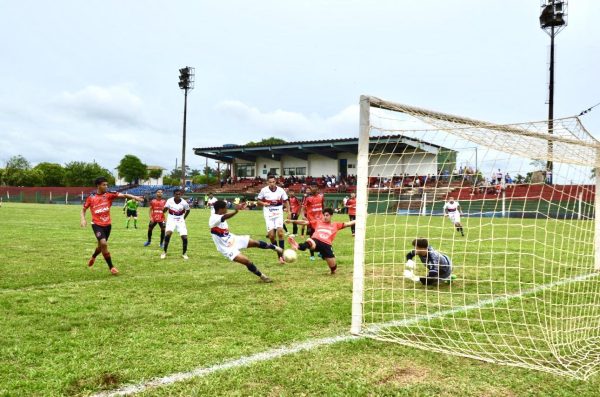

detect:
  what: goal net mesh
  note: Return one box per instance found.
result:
[352,96,600,379]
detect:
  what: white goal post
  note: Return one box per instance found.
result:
[351,95,600,379]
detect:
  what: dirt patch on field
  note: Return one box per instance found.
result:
[377,365,429,386]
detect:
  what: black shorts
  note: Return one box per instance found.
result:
[92,224,111,241]
[313,238,335,259]
[126,209,137,217]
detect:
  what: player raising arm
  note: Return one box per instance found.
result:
[210,200,283,283]
[80,176,143,275]
[287,208,355,275]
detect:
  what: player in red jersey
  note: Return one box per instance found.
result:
[144,189,166,247]
[301,185,324,260]
[80,177,143,275]
[287,190,302,236]
[345,192,357,236]
[286,208,355,274]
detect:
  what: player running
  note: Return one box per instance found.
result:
[286,208,355,275]
[144,189,166,247]
[443,196,464,236]
[345,192,357,236]
[210,200,282,283]
[161,189,191,260]
[256,175,290,264]
[123,197,140,229]
[81,177,143,275]
[302,185,324,260]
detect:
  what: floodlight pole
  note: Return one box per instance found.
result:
[178,66,195,189]
[539,0,567,185]
[181,88,188,189]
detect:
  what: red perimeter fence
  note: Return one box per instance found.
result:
[0,187,97,204]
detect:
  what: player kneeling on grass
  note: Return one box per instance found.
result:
[210,200,282,283]
[403,238,455,286]
[286,208,355,275]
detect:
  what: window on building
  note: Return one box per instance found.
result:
[236,163,255,178]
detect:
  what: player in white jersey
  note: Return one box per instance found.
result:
[161,189,191,259]
[210,200,282,283]
[256,175,290,264]
[206,192,218,213]
[443,196,464,236]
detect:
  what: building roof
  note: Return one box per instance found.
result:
[193,135,451,163]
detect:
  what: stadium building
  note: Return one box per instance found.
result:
[193,135,456,182]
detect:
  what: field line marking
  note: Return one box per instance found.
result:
[91,271,599,397]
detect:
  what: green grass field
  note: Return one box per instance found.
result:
[1,203,600,396]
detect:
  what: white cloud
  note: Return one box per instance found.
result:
[214,100,359,141]
[54,85,145,128]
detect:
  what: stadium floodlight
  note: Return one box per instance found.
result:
[351,95,600,379]
[539,0,568,185]
[178,66,195,188]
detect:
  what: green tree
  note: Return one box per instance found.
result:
[64,162,115,186]
[34,162,65,186]
[117,155,148,184]
[246,137,286,146]
[148,168,163,180]
[4,155,32,186]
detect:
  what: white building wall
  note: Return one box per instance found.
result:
[368,153,436,177]
[308,154,338,177]
[256,157,282,177]
[337,152,358,177]
[281,156,308,175]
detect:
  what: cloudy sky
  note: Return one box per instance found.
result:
[0,0,598,173]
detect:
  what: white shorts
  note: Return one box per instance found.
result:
[448,213,461,224]
[166,217,188,235]
[264,208,284,232]
[212,233,250,261]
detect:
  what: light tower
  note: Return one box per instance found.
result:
[178,66,195,188]
[539,0,567,184]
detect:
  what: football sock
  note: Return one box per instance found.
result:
[283,223,288,233]
[163,235,171,252]
[92,248,101,258]
[258,240,276,249]
[246,263,263,277]
[278,240,285,255]
[126,219,130,228]
[102,252,114,269]
[160,229,165,245]
[147,229,152,242]
[134,219,137,228]
[181,237,188,254]
[297,243,309,251]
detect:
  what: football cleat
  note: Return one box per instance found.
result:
[278,256,285,264]
[182,254,189,260]
[287,236,299,250]
[143,241,151,247]
[160,253,166,259]
[260,275,273,283]
[88,257,95,267]
[110,267,119,275]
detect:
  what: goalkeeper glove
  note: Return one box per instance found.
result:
[405,259,416,269]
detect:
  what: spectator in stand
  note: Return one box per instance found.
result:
[495,169,503,185]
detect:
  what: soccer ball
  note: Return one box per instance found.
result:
[283,249,298,263]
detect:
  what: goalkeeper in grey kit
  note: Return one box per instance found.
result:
[404,238,455,286]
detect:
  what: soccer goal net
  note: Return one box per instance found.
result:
[351,95,600,379]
